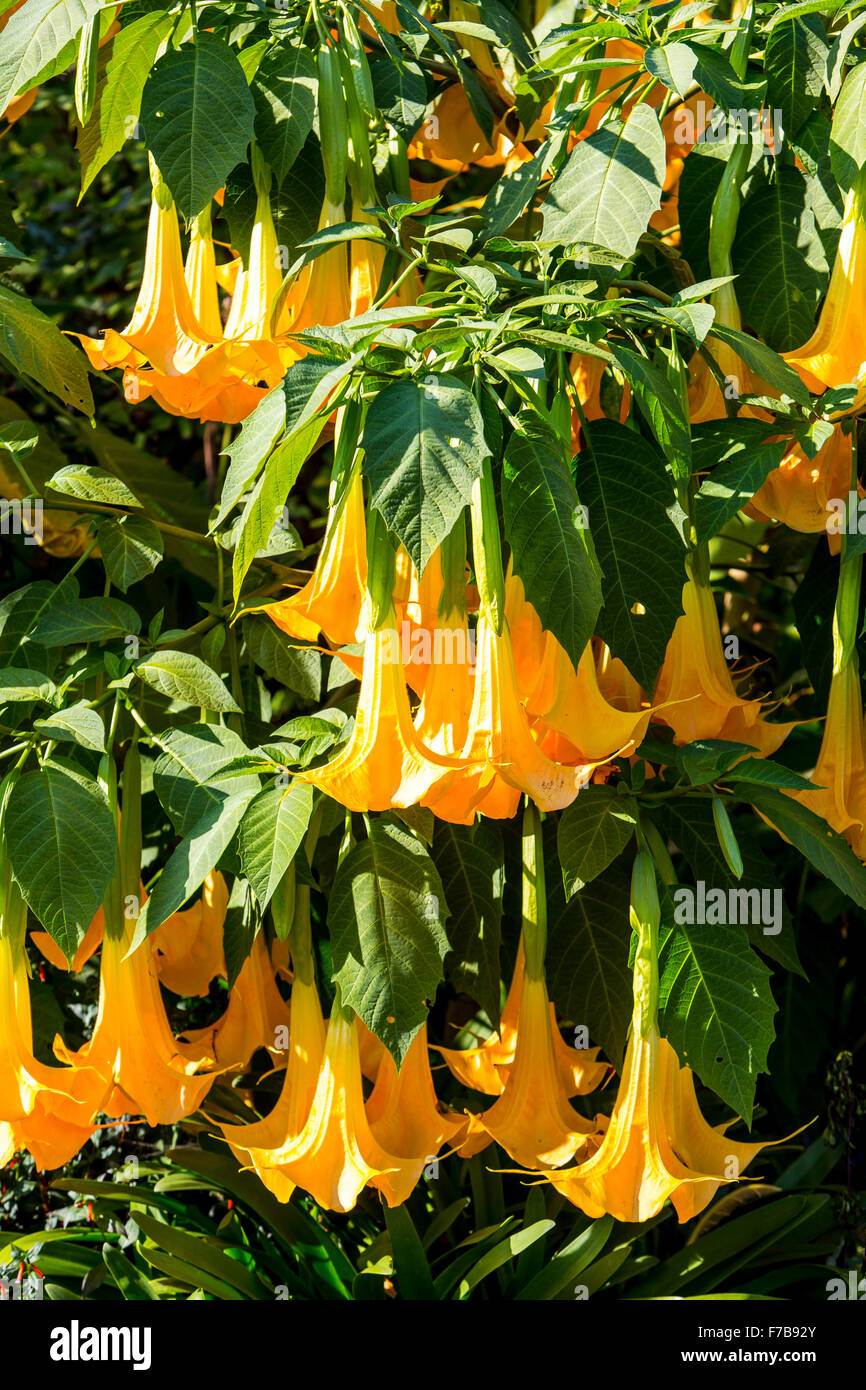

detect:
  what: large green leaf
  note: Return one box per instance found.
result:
[545,854,633,1070]
[134,793,254,943]
[764,13,828,140]
[243,616,321,702]
[211,384,286,531]
[0,0,102,111]
[361,375,488,574]
[5,766,116,963]
[237,781,313,911]
[704,322,813,408]
[608,344,691,479]
[152,724,260,837]
[576,420,686,692]
[692,423,787,544]
[0,284,93,416]
[746,788,866,911]
[370,54,428,143]
[135,650,241,714]
[329,818,450,1064]
[502,414,602,668]
[433,820,503,1027]
[252,39,317,185]
[557,786,638,899]
[95,517,164,592]
[658,902,777,1121]
[541,103,665,260]
[829,56,866,189]
[77,10,173,197]
[140,33,256,219]
[232,417,322,601]
[30,596,141,646]
[732,167,829,353]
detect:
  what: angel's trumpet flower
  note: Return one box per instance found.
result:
[687,282,771,424]
[747,427,855,534]
[596,642,645,712]
[303,510,459,812]
[74,160,217,386]
[468,809,606,1169]
[654,568,794,754]
[505,573,654,763]
[366,1023,465,1200]
[180,929,291,1070]
[789,557,866,856]
[54,907,215,1128]
[424,470,593,822]
[542,854,734,1223]
[31,906,104,974]
[184,203,224,340]
[152,870,228,997]
[784,180,866,412]
[259,449,368,649]
[274,197,351,338]
[412,523,475,751]
[0,876,98,1170]
[408,82,522,173]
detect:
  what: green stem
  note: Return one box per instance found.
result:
[521,802,547,981]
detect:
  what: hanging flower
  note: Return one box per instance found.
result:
[788,655,866,858]
[365,1023,465,1200]
[152,870,228,998]
[747,427,855,534]
[654,571,795,754]
[179,929,291,1070]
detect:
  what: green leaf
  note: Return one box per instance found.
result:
[34,701,106,752]
[541,103,665,261]
[211,384,286,530]
[732,167,829,353]
[705,322,813,408]
[31,596,141,646]
[232,416,322,601]
[502,414,602,668]
[830,56,866,189]
[725,757,816,792]
[0,0,102,112]
[608,344,691,479]
[515,1216,614,1301]
[77,10,173,198]
[746,787,866,911]
[135,650,241,714]
[370,54,428,143]
[102,1244,160,1302]
[558,786,638,899]
[153,724,260,837]
[0,284,93,416]
[361,375,488,574]
[576,420,686,692]
[0,667,55,702]
[480,143,548,243]
[643,42,697,101]
[48,463,141,508]
[764,13,828,141]
[384,1205,436,1301]
[433,820,503,1027]
[328,818,450,1064]
[252,39,317,185]
[95,517,163,591]
[135,793,253,943]
[658,907,777,1120]
[243,616,321,702]
[693,433,787,545]
[546,853,633,1070]
[5,766,115,963]
[140,33,256,219]
[237,781,313,910]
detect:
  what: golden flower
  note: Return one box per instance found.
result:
[275,197,351,338]
[179,929,291,1070]
[259,470,368,649]
[687,282,771,424]
[152,870,228,997]
[788,656,866,857]
[784,182,866,412]
[54,910,215,1128]
[747,427,855,534]
[654,571,794,754]
[365,1023,465,1201]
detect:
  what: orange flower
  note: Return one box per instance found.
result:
[784,181,866,412]
[259,469,368,648]
[788,656,866,858]
[654,571,794,754]
[747,427,855,534]
[687,282,770,424]
[366,1024,465,1200]
[408,82,523,173]
[152,870,228,997]
[275,197,351,338]
[179,929,291,1070]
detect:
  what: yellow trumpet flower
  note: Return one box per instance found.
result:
[785,182,866,412]
[788,655,866,857]
[152,870,228,998]
[654,570,794,753]
[260,470,368,648]
[747,427,855,534]
[365,1023,465,1201]
[275,197,351,338]
[54,909,215,1128]
[179,929,291,1070]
